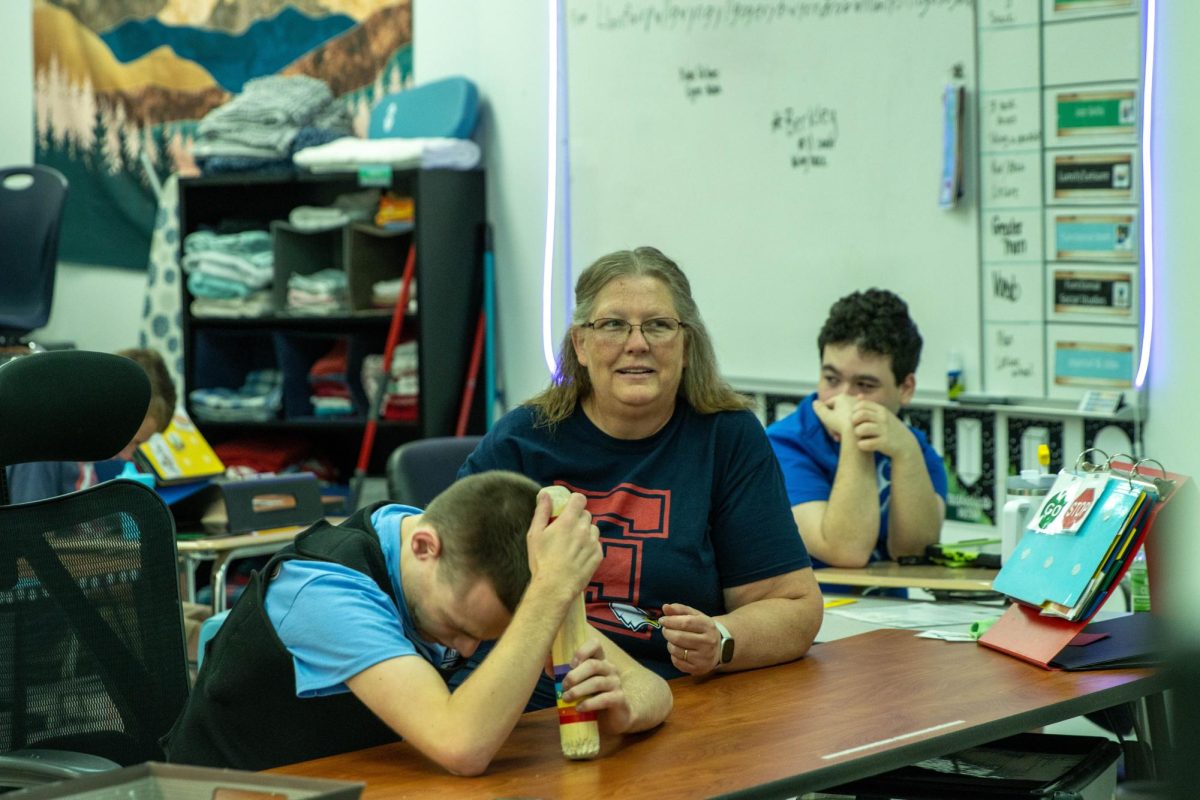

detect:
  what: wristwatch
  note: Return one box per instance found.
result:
[713,619,735,666]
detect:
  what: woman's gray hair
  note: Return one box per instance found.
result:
[526,246,750,426]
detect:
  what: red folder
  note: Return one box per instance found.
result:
[979,603,1091,668]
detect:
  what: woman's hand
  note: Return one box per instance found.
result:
[659,603,723,675]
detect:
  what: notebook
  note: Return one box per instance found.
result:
[136,408,225,485]
[1049,613,1161,671]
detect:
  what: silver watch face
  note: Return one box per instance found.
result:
[719,635,735,664]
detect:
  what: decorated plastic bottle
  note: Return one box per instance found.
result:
[543,485,601,760]
[946,350,965,399]
[1129,547,1151,613]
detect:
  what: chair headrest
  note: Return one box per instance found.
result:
[0,351,150,467]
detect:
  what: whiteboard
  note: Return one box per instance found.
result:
[564,0,980,393]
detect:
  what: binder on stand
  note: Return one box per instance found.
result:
[979,453,1191,670]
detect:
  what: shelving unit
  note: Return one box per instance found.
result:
[177,169,486,479]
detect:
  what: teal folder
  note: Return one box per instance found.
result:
[993,478,1145,610]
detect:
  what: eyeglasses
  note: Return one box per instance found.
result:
[581,317,686,345]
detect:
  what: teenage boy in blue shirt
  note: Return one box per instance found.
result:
[767,289,947,569]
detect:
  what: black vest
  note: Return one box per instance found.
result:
[161,502,403,770]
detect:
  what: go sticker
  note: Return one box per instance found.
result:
[1039,492,1068,528]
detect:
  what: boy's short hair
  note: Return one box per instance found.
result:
[817,289,923,383]
[116,348,177,433]
[421,470,541,612]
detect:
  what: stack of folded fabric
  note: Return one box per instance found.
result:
[212,436,311,478]
[287,269,348,315]
[183,230,274,317]
[189,370,283,423]
[194,75,354,175]
[309,341,355,418]
[370,277,417,312]
[287,189,381,233]
[361,340,418,422]
[293,136,481,173]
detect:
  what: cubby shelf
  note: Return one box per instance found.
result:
[178,169,486,479]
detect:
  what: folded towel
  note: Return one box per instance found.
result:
[293,136,482,173]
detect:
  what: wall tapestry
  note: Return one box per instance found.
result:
[33,0,412,270]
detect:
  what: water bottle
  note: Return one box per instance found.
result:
[1001,469,1054,564]
[1129,547,1151,612]
[946,350,965,400]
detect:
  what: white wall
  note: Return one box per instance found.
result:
[414,0,556,408]
[1142,2,1200,482]
[0,0,33,166]
[35,264,147,352]
[0,0,145,353]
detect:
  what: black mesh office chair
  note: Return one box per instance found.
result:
[0,351,190,791]
[0,166,69,349]
[385,436,483,508]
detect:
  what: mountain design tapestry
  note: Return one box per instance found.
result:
[33,0,412,270]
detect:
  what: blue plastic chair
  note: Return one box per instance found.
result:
[368,76,479,140]
[385,435,482,508]
[0,166,68,347]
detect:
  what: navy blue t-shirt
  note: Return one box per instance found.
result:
[458,401,811,681]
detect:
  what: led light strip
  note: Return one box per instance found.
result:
[1135,0,1156,388]
[542,0,564,377]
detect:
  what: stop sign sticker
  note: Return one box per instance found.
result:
[1061,487,1097,532]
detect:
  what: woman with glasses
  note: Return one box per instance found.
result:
[451,246,822,707]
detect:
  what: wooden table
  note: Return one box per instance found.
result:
[815,561,998,592]
[270,628,1163,799]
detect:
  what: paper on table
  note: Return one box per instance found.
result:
[826,602,999,629]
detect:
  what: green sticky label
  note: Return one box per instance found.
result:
[1054,0,1133,9]
[1057,91,1136,136]
[358,164,394,187]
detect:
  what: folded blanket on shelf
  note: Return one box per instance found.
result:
[293,136,482,172]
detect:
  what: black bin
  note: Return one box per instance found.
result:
[825,733,1121,800]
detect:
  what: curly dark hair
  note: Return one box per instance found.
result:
[817,289,923,383]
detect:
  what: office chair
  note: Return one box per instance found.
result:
[0,166,69,348]
[0,351,190,791]
[385,435,483,508]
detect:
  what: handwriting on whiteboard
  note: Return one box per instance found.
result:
[993,327,1035,378]
[679,65,723,101]
[570,0,974,32]
[983,95,1040,149]
[771,105,839,171]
